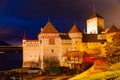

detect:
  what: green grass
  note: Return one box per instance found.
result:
[78,63,120,80]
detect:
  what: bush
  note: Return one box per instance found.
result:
[47,66,61,76]
[108,63,120,71]
[59,66,70,74]
[44,56,60,69]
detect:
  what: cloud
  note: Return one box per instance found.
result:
[0,0,120,45]
[0,26,18,39]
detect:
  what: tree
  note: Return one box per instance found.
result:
[105,31,120,65]
[43,56,60,75]
[43,56,60,68]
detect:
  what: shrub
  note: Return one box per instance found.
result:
[47,66,61,75]
[108,63,120,71]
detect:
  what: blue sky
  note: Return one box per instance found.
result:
[0,0,120,46]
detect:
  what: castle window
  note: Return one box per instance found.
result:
[74,47,76,49]
[101,42,104,44]
[49,39,55,45]
[68,57,70,61]
[40,40,42,44]
[51,49,54,53]
[76,41,77,44]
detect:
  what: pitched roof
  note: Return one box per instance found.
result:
[106,25,119,33]
[41,21,58,33]
[82,34,106,42]
[88,12,103,19]
[22,34,27,40]
[63,51,85,57]
[69,24,81,33]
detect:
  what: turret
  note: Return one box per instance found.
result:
[69,24,82,50]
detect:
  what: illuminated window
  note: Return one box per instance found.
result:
[49,39,55,45]
[68,57,71,61]
[40,40,42,44]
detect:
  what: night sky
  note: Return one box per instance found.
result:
[0,0,120,46]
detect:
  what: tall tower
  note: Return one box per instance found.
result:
[87,12,104,34]
[38,21,62,68]
[87,1,104,34]
[69,24,82,51]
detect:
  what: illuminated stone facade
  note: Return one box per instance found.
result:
[87,12,104,34]
[22,12,119,69]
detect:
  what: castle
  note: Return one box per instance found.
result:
[22,12,119,69]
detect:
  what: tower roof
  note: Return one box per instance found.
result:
[106,25,119,33]
[88,12,103,19]
[41,21,58,33]
[23,34,27,40]
[69,24,81,33]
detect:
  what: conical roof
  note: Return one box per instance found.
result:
[106,25,119,33]
[22,34,27,40]
[69,24,81,33]
[41,21,58,33]
[88,12,103,19]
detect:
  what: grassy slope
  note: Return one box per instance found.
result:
[69,63,120,80]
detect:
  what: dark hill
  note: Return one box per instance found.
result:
[0,41,11,46]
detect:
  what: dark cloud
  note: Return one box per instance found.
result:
[0,26,19,39]
[0,0,120,45]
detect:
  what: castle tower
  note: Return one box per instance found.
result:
[22,32,43,69]
[69,24,82,51]
[87,12,104,34]
[38,21,60,47]
[38,21,62,68]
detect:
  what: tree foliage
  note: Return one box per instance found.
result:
[105,31,120,65]
[43,56,60,68]
[43,56,60,75]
